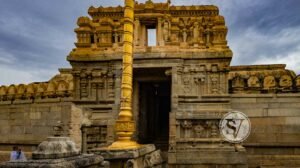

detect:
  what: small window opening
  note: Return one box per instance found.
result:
[147,29,156,46]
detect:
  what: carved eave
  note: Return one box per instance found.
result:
[67,47,233,63]
[169,5,219,16]
[88,4,219,21]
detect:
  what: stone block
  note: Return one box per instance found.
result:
[169,125,176,136]
[174,150,247,165]
[9,112,23,120]
[94,144,156,160]
[247,133,277,143]
[0,112,9,120]
[50,106,62,112]
[231,102,268,109]
[277,133,300,143]
[36,106,51,113]
[0,120,9,126]
[231,98,257,103]
[267,108,300,117]
[11,119,28,126]
[0,101,12,105]
[11,126,24,134]
[29,112,41,120]
[281,125,300,133]
[30,120,47,126]
[284,117,300,125]
[0,126,10,135]
[0,154,105,168]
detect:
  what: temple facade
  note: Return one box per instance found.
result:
[1,1,300,167]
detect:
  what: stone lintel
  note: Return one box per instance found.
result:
[230,64,286,71]
[34,98,61,103]
[176,110,229,119]
[67,50,233,62]
[12,99,33,104]
[0,101,12,105]
[92,144,155,160]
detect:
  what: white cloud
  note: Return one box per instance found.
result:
[253,46,300,74]
[231,25,300,74]
[0,0,299,86]
[0,48,16,64]
[0,64,59,86]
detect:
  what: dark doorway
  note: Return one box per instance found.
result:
[138,81,171,151]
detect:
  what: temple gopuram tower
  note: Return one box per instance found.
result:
[1,0,300,167]
[68,0,247,167]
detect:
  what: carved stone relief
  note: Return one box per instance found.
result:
[179,119,220,139]
[279,75,292,88]
[76,67,115,101]
[296,76,300,90]
[248,76,260,88]
[264,75,276,89]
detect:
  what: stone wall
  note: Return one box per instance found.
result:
[231,93,300,167]
[0,99,83,162]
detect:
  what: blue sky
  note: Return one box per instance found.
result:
[0,0,300,85]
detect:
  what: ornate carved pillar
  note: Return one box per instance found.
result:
[108,0,140,149]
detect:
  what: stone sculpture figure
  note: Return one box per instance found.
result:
[248,76,260,88]
[192,22,199,43]
[194,124,205,138]
[182,27,188,43]
[163,19,170,42]
[279,75,292,88]
[264,76,276,89]
[204,24,213,47]
[296,76,300,89]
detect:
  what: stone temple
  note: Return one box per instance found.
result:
[1,0,300,167]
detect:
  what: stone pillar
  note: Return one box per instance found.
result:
[108,0,139,149]
[157,17,163,46]
[141,25,146,46]
[81,126,88,153]
[134,18,140,46]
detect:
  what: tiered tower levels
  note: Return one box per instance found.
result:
[68,1,230,61]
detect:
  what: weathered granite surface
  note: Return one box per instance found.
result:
[93,144,163,168]
[0,154,107,168]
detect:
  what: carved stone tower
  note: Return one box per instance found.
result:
[67,1,247,167]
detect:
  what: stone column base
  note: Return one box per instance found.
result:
[92,144,164,168]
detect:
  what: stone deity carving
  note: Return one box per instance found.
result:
[194,124,205,138]
[204,24,213,47]
[182,27,188,43]
[113,28,118,43]
[296,76,300,89]
[192,22,199,43]
[279,75,292,88]
[248,76,260,88]
[163,19,170,42]
[264,76,276,89]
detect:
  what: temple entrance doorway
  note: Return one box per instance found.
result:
[133,68,171,152]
